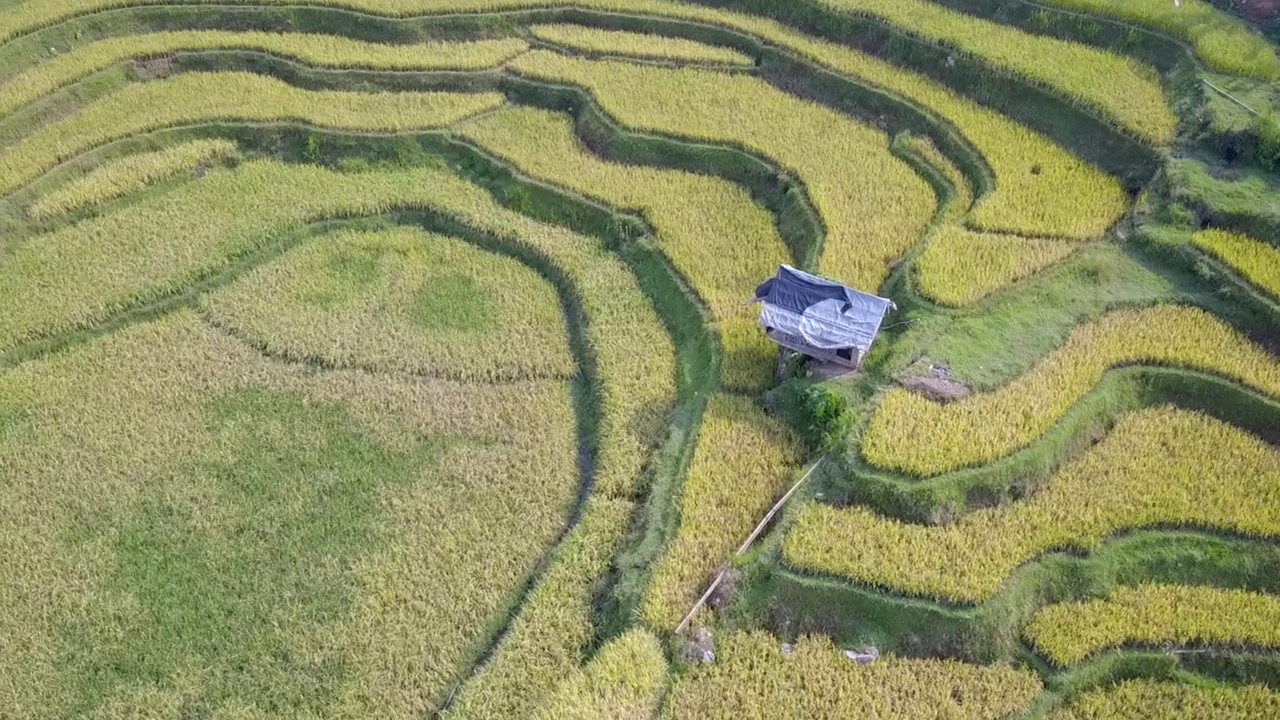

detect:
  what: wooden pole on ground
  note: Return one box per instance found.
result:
[674,455,828,635]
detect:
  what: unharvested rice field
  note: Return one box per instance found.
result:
[0,0,1277,717]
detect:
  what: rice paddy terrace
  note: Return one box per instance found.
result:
[0,0,1277,718]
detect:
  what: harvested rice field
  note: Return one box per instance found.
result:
[0,0,1277,717]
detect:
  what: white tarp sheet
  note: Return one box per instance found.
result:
[753,265,894,353]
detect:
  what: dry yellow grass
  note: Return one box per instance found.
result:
[641,394,800,629]
[457,106,786,391]
[0,32,526,118]
[1192,229,1280,301]
[1027,584,1280,666]
[787,408,1280,602]
[531,630,668,720]
[27,138,238,219]
[915,226,1077,307]
[530,23,751,65]
[1049,680,1280,720]
[449,498,635,719]
[663,631,1042,719]
[0,311,580,718]
[202,226,576,381]
[862,305,1280,476]
[0,71,503,196]
[507,50,934,294]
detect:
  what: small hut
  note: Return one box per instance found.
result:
[751,265,895,369]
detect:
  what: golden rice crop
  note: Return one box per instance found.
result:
[456,106,785,391]
[1027,584,1280,666]
[863,305,1280,476]
[0,311,580,718]
[1033,0,1279,80]
[530,23,751,65]
[1049,679,1280,720]
[786,407,1280,602]
[507,50,935,294]
[915,226,1077,307]
[201,226,576,382]
[641,394,800,629]
[450,498,634,720]
[816,0,1174,143]
[1,158,674,500]
[1192,229,1280,301]
[0,159,462,351]
[0,32,526,119]
[663,630,1042,719]
[532,629,668,720]
[0,70,503,196]
[0,0,1128,238]
[26,138,237,219]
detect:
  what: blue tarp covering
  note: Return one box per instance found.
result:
[753,265,894,353]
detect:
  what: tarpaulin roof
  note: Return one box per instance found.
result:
[752,265,894,353]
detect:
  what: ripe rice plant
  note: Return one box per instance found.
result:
[663,631,1042,719]
[26,138,238,219]
[786,407,1280,602]
[0,0,1129,239]
[532,629,668,720]
[0,311,581,717]
[915,226,1077,307]
[1033,0,1279,80]
[507,50,935,294]
[0,32,527,119]
[815,0,1174,143]
[201,226,576,382]
[530,23,752,65]
[862,305,1280,477]
[641,394,800,629]
[1026,584,1280,666]
[457,106,786,391]
[450,498,634,720]
[0,71,504,196]
[1192,229,1280,301]
[1049,679,1280,720]
[0,159,674,501]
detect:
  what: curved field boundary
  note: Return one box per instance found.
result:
[1027,584,1280,667]
[504,49,936,292]
[787,406,1280,603]
[803,0,1175,143]
[832,368,1280,525]
[1191,229,1280,303]
[446,497,635,719]
[663,630,1042,719]
[0,31,527,118]
[26,137,238,219]
[0,0,1134,241]
[1048,678,1280,720]
[862,304,1280,478]
[764,529,1280,662]
[0,70,504,196]
[199,225,580,382]
[529,22,753,65]
[455,105,787,392]
[531,628,667,719]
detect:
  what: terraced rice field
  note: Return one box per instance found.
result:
[0,0,1276,717]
